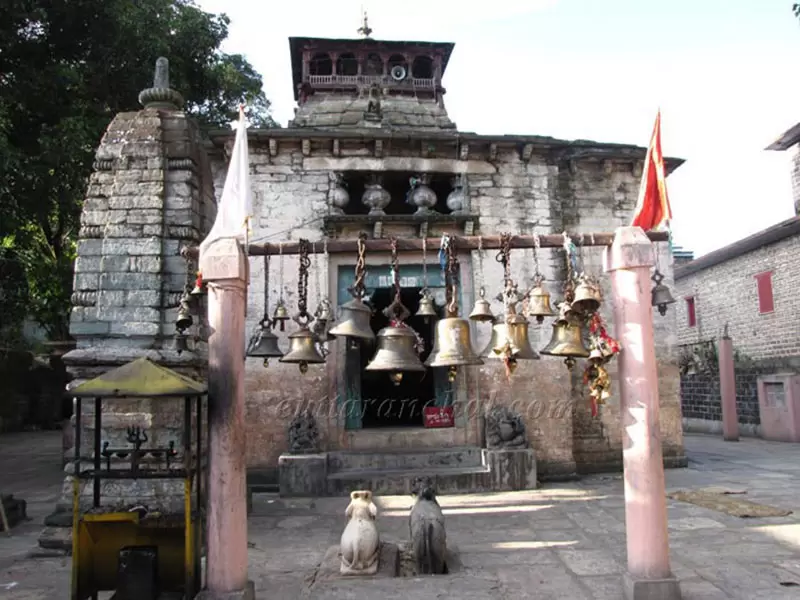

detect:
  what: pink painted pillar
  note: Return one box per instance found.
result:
[199,238,254,600]
[603,227,681,600]
[718,333,740,442]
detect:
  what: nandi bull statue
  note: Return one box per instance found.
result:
[409,477,448,574]
[340,490,380,575]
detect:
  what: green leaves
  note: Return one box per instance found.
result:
[0,0,277,341]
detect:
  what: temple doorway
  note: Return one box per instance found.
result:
[359,287,436,428]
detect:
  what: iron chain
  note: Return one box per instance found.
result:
[352,232,367,299]
[297,239,311,317]
[278,244,285,303]
[390,236,400,300]
[262,254,270,319]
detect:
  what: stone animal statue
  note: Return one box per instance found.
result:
[340,490,380,575]
[409,478,447,575]
[485,406,528,449]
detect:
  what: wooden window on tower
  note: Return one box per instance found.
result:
[755,271,774,314]
[685,296,697,328]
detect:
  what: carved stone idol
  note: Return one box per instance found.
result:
[288,409,320,454]
[485,406,528,449]
[328,172,350,215]
[446,175,467,214]
[340,490,380,575]
[408,174,437,215]
[409,477,447,575]
[361,174,391,216]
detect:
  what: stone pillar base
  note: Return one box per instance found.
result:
[623,572,682,600]
[485,448,537,490]
[279,453,328,497]
[197,580,255,600]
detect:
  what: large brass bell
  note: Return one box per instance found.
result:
[469,287,494,322]
[365,324,425,385]
[416,290,438,320]
[526,282,556,324]
[571,278,602,315]
[482,313,539,360]
[329,298,375,341]
[247,320,284,367]
[651,270,676,316]
[279,325,326,374]
[426,317,483,381]
[272,300,290,332]
[540,319,590,360]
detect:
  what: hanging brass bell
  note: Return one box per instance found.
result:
[426,317,483,371]
[315,299,334,323]
[176,301,193,332]
[469,287,495,322]
[174,331,189,355]
[329,298,375,341]
[571,279,602,315]
[526,283,556,324]
[247,320,284,366]
[540,319,590,359]
[365,325,426,384]
[272,301,290,332]
[416,290,438,320]
[279,326,326,374]
[481,313,540,360]
[651,281,676,316]
[588,346,605,364]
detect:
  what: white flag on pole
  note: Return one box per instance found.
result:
[199,105,253,259]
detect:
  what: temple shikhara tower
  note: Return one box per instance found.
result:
[54,22,686,526]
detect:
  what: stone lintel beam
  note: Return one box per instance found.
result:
[303,156,497,174]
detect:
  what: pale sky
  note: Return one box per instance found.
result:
[197,0,800,257]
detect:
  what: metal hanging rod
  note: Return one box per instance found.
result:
[182,231,669,258]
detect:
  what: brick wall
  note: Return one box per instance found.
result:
[680,367,761,427]
[674,233,800,364]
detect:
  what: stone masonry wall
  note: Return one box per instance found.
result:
[680,365,761,435]
[60,107,215,512]
[210,138,684,478]
[674,233,800,365]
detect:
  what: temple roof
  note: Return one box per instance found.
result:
[70,357,207,398]
[289,36,455,101]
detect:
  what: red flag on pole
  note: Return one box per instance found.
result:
[631,110,673,231]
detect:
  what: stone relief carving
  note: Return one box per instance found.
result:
[288,409,320,454]
[485,406,528,449]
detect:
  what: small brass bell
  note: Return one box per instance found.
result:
[279,326,326,374]
[190,273,205,297]
[174,331,189,355]
[315,299,334,323]
[247,320,284,367]
[482,313,539,360]
[588,347,605,364]
[526,283,556,324]
[416,290,438,320]
[469,288,495,322]
[540,319,590,359]
[272,301,290,332]
[571,278,602,315]
[329,298,375,341]
[366,325,426,384]
[426,317,483,371]
[651,270,676,316]
[176,301,193,331]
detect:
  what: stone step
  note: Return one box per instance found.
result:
[326,464,493,496]
[328,446,484,473]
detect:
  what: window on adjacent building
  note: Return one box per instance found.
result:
[755,271,774,314]
[685,296,696,327]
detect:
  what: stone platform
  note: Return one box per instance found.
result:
[279,446,537,497]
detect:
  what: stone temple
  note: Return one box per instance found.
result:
[54,29,686,519]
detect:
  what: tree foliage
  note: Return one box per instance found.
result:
[0,0,277,341]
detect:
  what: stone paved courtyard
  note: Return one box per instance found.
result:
[2,432,800,599]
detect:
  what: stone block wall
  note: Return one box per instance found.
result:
[60,106,215,512]
[208,136,684,478]
[680,367,761,432]
[674,234,800,364]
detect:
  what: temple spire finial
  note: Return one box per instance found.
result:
[138,56,185,112]
[357,8,373,39]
